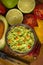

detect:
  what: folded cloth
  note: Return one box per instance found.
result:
[28,42,41,57]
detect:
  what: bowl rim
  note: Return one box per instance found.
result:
[5,24,37,55]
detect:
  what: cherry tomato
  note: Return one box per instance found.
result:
[34,4,43,20]
[0,3,6,15]
[23,14,38,28]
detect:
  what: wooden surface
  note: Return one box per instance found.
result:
[0,58,28,65]
[0,44,43,65]
[0,58,17,65]
[31,45,43,65]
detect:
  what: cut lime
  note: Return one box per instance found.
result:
[17,0,35,13]
[6,9,23,25]
[1,0,19,8]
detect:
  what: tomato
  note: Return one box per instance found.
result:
[23,14,38,28]
[34,4,43,20]
[28,45,31,49]
[0,3,6,15]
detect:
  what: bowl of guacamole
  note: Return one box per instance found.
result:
[6,24,37,55]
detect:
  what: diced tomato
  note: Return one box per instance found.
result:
[34,4,43,20]
[28,45,31,48]
[17,31,20,35]
[23,14,38,28]
[0,3,6,15]
[17,43,21,46]
[15,37,18,40]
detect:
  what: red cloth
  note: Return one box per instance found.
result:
[28,42,41,57]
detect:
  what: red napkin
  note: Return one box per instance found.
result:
[28,42,41,57]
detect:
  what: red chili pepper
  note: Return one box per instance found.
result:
[34,4,43,20]
[0,3,6,15]
[23,14,38,28]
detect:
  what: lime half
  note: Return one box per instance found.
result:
[6,9,23,25]
[18,0,35,13]
[1,0,19,8]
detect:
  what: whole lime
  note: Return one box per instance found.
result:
[1,0,18,8]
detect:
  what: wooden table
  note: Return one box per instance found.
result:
[31,45,43,65]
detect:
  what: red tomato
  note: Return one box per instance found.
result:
[23,14,38,28]
[0,3,6,15]
[28,45,31,49]
[34,4,43,20]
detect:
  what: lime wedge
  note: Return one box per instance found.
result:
[6,9,23,25]
[17,0,35,13]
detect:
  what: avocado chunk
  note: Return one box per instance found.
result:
[0,15,8,50]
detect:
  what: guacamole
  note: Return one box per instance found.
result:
[7,26,35,53]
